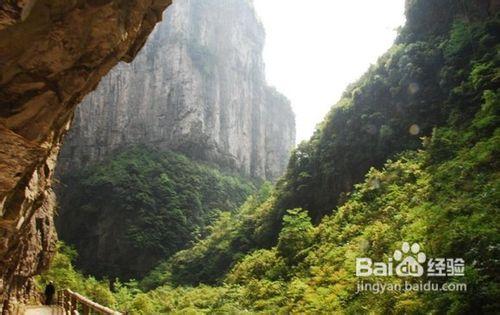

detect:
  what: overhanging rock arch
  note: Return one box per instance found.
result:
[0,0,172,311]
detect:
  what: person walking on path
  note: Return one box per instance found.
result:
[44,281,55,305]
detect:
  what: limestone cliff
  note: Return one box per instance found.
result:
[58,0,296,180]
[0,0,172,311]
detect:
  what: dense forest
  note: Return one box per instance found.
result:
[39,0,499,313]
[56,147,256,280]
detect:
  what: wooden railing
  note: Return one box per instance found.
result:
[57,289,122,315]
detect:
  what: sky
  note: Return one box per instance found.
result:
[253,0,406,143]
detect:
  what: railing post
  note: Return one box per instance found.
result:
[82,303,90,315]
[70,294,77,314]
[65,290,72,314]
[57,291,63,314]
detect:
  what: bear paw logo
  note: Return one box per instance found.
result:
[394,242,426,277]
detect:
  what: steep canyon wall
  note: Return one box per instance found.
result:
[59,0,296,180]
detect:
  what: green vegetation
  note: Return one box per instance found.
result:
[48,0,499,313]
[275,4,499,227]
[46,118,500,312]
[57,147,256,280]
[141,88,497,313]
[146,1,499,289]
[141,183,276,288]
[37,243,116,308]
[37,242,161,314]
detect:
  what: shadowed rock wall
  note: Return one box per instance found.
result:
[0,0,172,311]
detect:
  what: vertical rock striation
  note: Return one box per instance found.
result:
[0,0,172,311]
[59,0,296,180]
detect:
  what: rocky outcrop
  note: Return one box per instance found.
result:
[0,0,37,30]
[0,0,172,311]
[58,0,295,180]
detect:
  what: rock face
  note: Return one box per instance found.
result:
[59,0,295,180]
[0,0,172,311]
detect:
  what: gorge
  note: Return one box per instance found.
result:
[54,0,295,282]
[0,0,499,314]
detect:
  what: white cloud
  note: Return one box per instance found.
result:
[253,0,406,142]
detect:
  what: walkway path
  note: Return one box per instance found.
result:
[24,305,63,315]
